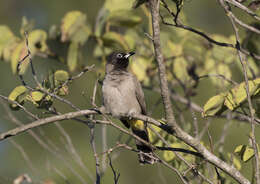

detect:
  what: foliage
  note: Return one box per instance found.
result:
[0,0,260,183]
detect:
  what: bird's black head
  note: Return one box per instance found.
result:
[106,51,135,72]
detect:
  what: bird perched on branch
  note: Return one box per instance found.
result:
[102,51,157,164]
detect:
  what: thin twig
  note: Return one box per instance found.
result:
[108,154,120,184]
[218,0,260,183]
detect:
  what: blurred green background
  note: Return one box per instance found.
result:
[0,0,258,183]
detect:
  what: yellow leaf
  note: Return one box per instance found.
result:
[0,26,16,58]
[31,91,45,102]
[168,41,182,57]
[163,150,175,162]
[11,42,28,74]
[54,70,69,83]
[61,11,87,42]
[107,10,142,27]
[242,147,255,162]
[130,56,149,82]
[102,32,129,50]
[8,85,27,109]
[28,29,48,54]
[202,93,226,117]
[67,42,78,72]
[224,78,260,110]
[173,57,189,83]
[104,0,135,12]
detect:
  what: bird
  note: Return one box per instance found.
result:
[102,51,157,164]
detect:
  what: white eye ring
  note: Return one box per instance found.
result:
[117,53,123,58]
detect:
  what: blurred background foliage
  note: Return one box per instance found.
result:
[0,0,260,183]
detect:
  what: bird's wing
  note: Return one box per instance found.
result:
[133,75,147,115]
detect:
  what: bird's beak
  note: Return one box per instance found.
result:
[124,51,135,59]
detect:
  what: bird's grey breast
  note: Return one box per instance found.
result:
[102,73,141,117]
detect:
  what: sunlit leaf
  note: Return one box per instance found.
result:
[71,25,91,45]
[11,42,27,74]
[173,57,189,83]
[104,0,135,12]
[202,93,226,117]
[0,25,18,60]
[224,78,260,110]
[102,32,129,50]
[61,11,87,42]
[8,85,27,110]
[107,10,142,27]
[234,145,255,162]
[130,56,150,82]
[67,42,78,72]
[132,0,147,8]
[28,29,48,54]
[31,91,45,102]
[54,70,69,83]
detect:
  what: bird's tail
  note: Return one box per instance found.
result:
[128,119,157,164]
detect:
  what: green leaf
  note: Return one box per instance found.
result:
[31,91,45,102]
[132,0,147,9]
[202,93,226,117]
[173,57,189,83]
[0,25,18,60]
[224,78,260,110]
[102,32,129,50]
[61,11,87,42]
[57,85,69,96]
[107,10,142,27]
[54,70,69,83]
[67,42,78,72]
[8,85,27,110]
[104,0,135,12]
[130,56,149,82]
[234,145,255,162]
[28,29,48,54]
[71,25,91,45]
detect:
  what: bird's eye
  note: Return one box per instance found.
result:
[116,53,123,58]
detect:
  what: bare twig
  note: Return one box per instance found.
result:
[218,0,260,183]
[108,154,120,184]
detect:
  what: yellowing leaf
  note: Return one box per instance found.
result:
[104,0,135,12]
[8,85,27,109]
[224,78,260,110]
[242,147,255,162]
[71,25,91,45]
[102,32,129,50]
[211,64,232,87]
[11,42,27,74]
[31,91,45,102]
[173,57,189,83]
[107,10,142,27]
[28,29,48,54]
[54,70,69,83]
[0,25,17,59]
[148,124,162,144]
[234,145,255,162]
[130,56,149,82]
[61,11,87,42]
[67,42,78,72]
[168,41,182,57]
[202,93,226,117]
[227,153,241,170]
[163,150,175,162]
